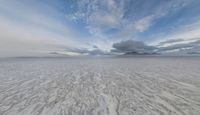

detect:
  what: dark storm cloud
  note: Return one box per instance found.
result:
[111,39,200,55]
[112,40,157,54]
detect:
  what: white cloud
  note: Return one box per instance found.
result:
[69,0,194,53]
[135,15,154,32]
[74,0,125,37]
[73,0,192,41]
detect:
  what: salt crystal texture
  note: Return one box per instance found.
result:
[0,57,200,115]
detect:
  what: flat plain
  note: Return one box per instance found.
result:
[0,57,200,115]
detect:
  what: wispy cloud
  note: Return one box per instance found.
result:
[72,0,192,40]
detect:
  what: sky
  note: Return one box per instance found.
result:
[0,0,200,57]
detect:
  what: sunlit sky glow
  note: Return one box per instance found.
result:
[0,0,200,57]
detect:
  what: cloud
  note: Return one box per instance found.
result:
[111,39,200,55]
[152,21,200,46]
[72,0,192,40]
[182,46,200,54]
[89,49,109,55]
[65,47,111,56]
[73,0,125,37]
[0,0,198,57]
[158,39,200,52]
[92,45,98,48]
[112,40,157,54]
[134,15,155,32]
[157,39,185,46]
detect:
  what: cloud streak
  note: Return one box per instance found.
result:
[158,39,200,53]
[65,47,110,56]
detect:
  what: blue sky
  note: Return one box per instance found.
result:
[0,0,200,57]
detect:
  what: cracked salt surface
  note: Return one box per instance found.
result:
[0,57,200,115]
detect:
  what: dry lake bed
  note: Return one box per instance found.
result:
[0,57,200,115]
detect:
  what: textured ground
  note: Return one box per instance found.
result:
[0,57,200,115]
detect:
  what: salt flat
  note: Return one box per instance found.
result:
[0,57,200,115]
